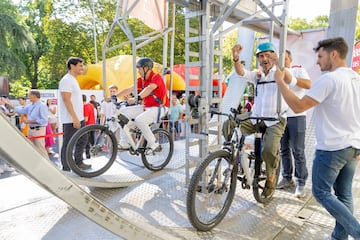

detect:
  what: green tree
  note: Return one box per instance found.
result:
[356,5,360,42]
[222,29,238,75]
[289,15,328,30]
[0,0,34,82]
[20,0,52,90]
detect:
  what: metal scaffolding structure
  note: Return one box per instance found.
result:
[1,1,359,239]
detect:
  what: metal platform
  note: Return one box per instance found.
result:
[1,117,360,240]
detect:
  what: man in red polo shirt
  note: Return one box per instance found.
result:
[113,57,169,154]
[83,94,95,159]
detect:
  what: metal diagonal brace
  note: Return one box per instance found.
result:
[0,112,178,240]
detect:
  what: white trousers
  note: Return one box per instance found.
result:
[119,105,166,148]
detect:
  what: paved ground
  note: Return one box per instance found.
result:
[0,121,360,240]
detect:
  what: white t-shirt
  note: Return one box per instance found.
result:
[48,105,57,123]
[58,73,84,124]
[100,101,116,119]
[241,66,296,126]
[287,66,311,117]
[306,67,360,151]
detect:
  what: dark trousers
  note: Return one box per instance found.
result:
[60,121,86,170]
[85,130,95,157]
[280,116,308,186]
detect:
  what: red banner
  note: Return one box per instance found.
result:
[352,41,360,73]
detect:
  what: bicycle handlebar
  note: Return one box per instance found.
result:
[210,109,278,123]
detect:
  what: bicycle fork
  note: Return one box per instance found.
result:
[254,132,263,182]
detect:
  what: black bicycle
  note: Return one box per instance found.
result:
[66,100,174,178]
[186,108,280,231]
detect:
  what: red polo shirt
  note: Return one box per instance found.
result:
[84,103,95,125]
[137,70,169,108]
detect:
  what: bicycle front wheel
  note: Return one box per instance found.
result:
[186,150,237,231]
[141,128,174,171]
[66,124,118,178]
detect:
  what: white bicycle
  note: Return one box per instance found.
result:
[66,101,174,178]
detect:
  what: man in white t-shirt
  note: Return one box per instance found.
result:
[277,50,311,198]
[275,37,360,240]
[59,57,90,171]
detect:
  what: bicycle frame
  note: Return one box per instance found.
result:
[212,109,277,191]
[111,100,161,155]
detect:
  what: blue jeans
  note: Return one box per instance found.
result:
[280,116,308,186]
[312,147,360,240]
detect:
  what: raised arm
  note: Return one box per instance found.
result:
[232,44,245,76]
[274,68,317,113]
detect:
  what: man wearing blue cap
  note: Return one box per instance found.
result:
[232,42,297,198]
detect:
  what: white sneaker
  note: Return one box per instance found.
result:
[118,142,130,151]
[145,143,161,155]
[0,164,15,172]
[295,185,306,198]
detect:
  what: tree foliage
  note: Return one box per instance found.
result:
[0,0,34,83]
[1,1,359,98]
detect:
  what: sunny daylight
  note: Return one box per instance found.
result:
[1,1,360,240]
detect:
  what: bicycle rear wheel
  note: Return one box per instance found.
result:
[252,160,280,204]
[186,150,237,231]
[141,128,173,171]
[66,125,117,178]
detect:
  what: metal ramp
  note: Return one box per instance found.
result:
[0,112,178,240]
[66,139,189,188]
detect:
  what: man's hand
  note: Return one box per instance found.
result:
[127,98,136,105]
[232,44,243,60]
[73,119,81,129]
[269,52,280,68]
[274,67,285,85]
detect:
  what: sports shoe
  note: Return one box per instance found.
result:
[295,185,306,198]
[276,178,295,189]
[77,163,92,170]
[118,142,130,151]
[0,164,15,172]
[145,143,161,155]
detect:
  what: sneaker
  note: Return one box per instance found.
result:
[77,163,92,170]
[295,185,306,198]
[145,143,161,155]
[118,142,130,151]
[0,164,15,172]
[276,178,295,189]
